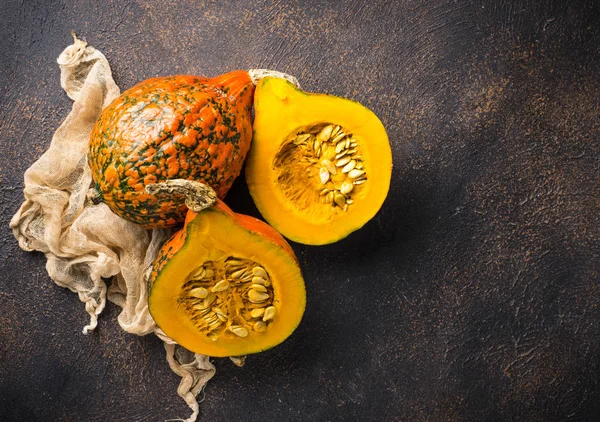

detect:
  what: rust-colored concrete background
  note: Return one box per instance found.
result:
[1,1,599,421]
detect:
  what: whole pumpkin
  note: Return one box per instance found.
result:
[88,70,254,228]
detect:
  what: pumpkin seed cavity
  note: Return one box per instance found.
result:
[179,257,276,341]
[273,123,367,219]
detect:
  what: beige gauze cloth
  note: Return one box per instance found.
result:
[10,36,215,422]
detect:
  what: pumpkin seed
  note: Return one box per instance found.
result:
[248,289,269,303]
[335,150,349,160]
[331,132,346,144]
[295,133,311,143]
[320,188,330,196]
[322,159,337,175]
[355,162,363,169]
[252,276,267,285]
[207,321,222,331]
[335,156,351,167]
[253,321,267,332]
[335,141,347,153]
[343,204,349,212]
[252,266,267,279]
[319,167,330,184]
[190,267,206,280]
[251,284,268,292]
[318,124,334,142]
[331,125,341,138]
[240,272,254,282]
[211,279,229,292]
[190,287,209,299]
[212,306,227,318]
[345,138,351,149]
[230,268,247,279]
[204,269,215,279]
[313,138,321,153]
[334,193,346,207]
[229,326,249,337]
[346,199,354,204]
[202,293,216,308]
[204,312,218,323]
[341,160,356,173]
[193,302,210,312]
[225,262,245,271]
[340,181,354,195]
[326,191,335,204]
[262,306,277,322]
[348,169,365,179]
[250,308,265,318]
[354,179,368,185]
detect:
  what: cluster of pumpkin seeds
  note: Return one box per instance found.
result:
[275,123,367,213]
[179,257,277,341]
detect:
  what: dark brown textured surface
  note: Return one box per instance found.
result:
[1,1,599,421]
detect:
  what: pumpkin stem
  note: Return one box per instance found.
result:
[247,69,300,88]
[229,355,247,367]
[86,188,102,205]
[145,179,217,213]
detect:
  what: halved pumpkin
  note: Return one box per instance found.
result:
[148,181,305,357]
[246,77,392,245]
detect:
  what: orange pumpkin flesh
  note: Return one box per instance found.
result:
[148,199,305,357]
[88,70,254,228]
[246,77,392,245]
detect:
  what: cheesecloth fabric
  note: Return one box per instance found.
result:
[10,34,215,422]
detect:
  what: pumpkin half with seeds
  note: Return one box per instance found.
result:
[245,77,392,245]
[147,180,305,357]
[88,70,297,229]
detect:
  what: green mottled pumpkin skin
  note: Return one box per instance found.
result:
[88,70,254,228]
